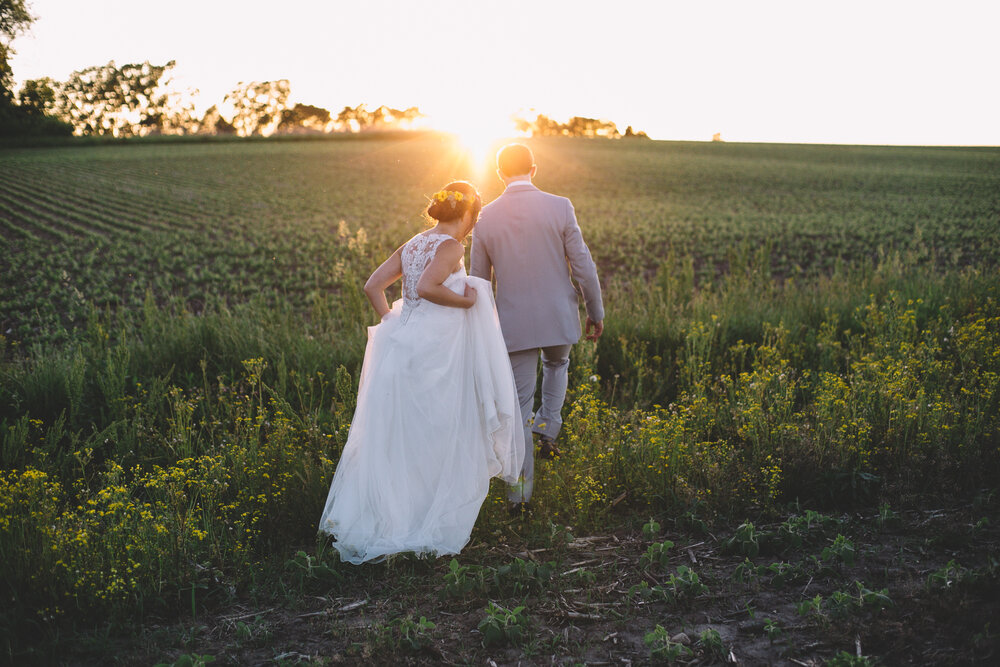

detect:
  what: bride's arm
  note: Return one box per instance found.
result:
[363,246,403,319]
[417,239,476,309]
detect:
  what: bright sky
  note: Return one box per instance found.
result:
[9,0,1000,145]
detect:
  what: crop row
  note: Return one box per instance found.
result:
[2,136,998,347]
[1,169,182,236]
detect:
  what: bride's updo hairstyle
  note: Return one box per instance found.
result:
[426,180,482,224]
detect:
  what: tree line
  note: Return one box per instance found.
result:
[512,112,649,140]
[6,59,425,138]
[1,2,648,140]
[6,58,649,140]
[0,3,426,140]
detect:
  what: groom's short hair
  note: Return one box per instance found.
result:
[497,143,534,177]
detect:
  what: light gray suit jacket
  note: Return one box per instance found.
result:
[470,182,604,353]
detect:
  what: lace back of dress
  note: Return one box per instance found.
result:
[401,233,451,310]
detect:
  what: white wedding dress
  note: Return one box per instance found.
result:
[318,232,525,564]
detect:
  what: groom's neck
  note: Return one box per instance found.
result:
[499,164,536,187]
[503,174,532,187]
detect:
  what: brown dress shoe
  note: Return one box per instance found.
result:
[538,436,561,461]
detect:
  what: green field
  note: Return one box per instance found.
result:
[2,135,998,345]
[1,135,998,664]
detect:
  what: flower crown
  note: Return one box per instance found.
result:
[430,189,474,209]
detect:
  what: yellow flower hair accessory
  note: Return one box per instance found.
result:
[430,189,469,209]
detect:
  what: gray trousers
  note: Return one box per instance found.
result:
[506,343,572,502]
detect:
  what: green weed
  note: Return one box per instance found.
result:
[796,595,824,617]
[663,565,709,602]
[393,615,436,653]
[644,625,693,662]
[822,535,857,567]
[640,540,676,569]
[725,522,760,557]
[477,602,528,648]
[925,560,971,590]
[696,628,725,659]
[441,559,484,598]
[732,558,759,585]
[284,549,343,593]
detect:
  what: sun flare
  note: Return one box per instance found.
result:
[429,111,522,174]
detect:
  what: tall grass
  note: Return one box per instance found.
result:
[2,254,997,647]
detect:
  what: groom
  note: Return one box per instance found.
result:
[471,143,604,513]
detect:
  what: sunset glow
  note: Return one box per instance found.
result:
[8,0,1000,145]
[429,111,520,174]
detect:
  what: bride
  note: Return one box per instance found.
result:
[318,181,525,564]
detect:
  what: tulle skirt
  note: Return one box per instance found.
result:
[318,275,524,564]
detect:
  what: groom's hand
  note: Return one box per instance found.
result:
[585,317,604,341]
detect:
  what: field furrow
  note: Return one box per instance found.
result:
[0,214,42,243]
[27,163,215,230]
[0,178,156,236]
[0,190,129,240]
[0,198,77,243]
[0,167,167,226]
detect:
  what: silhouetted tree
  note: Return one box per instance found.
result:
[0,0,33,98]
[139,73,198,135]
[17,77,55,115]
[50,60,190,136]
[512,111,630,138]
[333,103,422,132]
[624,125,649,139]
[0,1,71,137]
[515,113,563,136]
[394,106,423,128]
[566,116,620,138]
[368,105,422,129]
[198,105,236,135]
[276,103,331,134]
[223,80,291,137]
[335,104,370,132]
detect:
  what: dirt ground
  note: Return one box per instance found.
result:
[41,495,1000,666]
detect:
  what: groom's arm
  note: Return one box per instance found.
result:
[562,200,605,324]
[469,231,492,282]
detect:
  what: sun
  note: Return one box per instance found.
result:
[429,111,521,175]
